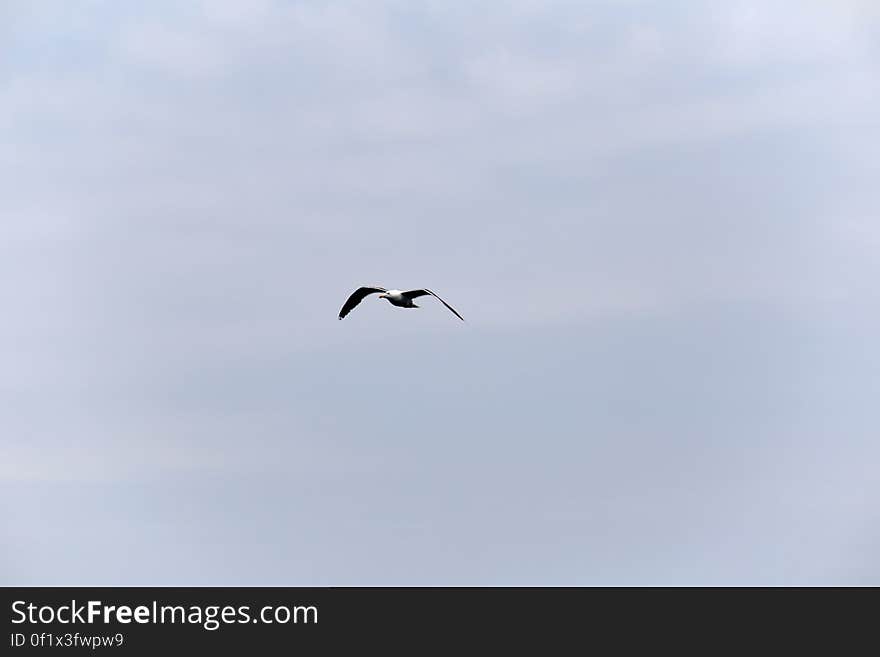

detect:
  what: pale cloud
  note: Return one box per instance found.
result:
[710,1,878,67]
[2,0,879,584]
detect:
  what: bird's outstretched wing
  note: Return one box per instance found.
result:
[401,288,465,321]
[338,286,386,320]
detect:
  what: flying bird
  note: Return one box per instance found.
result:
[338,286,465,321]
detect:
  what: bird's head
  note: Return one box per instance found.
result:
[378,292,388,299]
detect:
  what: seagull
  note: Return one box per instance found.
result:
[338,286,465,321]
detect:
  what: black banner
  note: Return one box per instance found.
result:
[0,586,862,651]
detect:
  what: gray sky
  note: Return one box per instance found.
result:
[2,0,879,584]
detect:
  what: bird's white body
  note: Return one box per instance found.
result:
[379,289,417,308]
